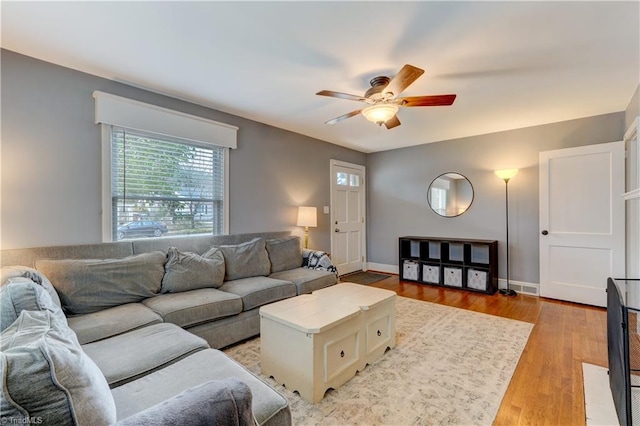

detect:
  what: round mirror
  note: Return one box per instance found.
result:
[427,172,474,217]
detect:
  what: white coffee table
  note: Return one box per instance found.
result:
[259,283,396,403]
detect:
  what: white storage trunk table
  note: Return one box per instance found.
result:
[259,283,396,403]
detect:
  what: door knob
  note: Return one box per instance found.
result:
[541,230,549,235]
[335,228,340,233]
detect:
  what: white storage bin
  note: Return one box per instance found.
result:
[422,264,440,284]
[444,267,463,287]
[403,260,419,281]
[467,269,488,290]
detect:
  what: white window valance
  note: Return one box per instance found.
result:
[93,91,238,149]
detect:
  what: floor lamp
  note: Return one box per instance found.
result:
[495,169,518,296]
[297,206,317,249]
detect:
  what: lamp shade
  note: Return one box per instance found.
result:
[297,206,317,227]
[494,169,519,182]
[361,104,399,125]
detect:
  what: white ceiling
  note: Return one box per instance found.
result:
[2,1,639,153]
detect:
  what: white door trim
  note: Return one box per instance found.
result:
[330,160,367,275]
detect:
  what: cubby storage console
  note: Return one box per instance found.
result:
[399,236,498,295]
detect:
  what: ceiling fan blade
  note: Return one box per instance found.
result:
[398,94,457,107]
[384,115,401,129]
[316,90,368,102]
[383,64,425,97]
[325,109,362,125]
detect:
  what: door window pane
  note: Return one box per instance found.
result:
[337,172,348,186]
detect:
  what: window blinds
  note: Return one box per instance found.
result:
[111,127,225,240]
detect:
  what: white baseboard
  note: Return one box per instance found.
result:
[365,263,540,296]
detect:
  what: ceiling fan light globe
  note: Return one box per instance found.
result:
[362,104,398,125]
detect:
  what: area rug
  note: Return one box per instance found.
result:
[340,270,391,285]
[224,296,533,425]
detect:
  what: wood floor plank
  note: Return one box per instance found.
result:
[363,273,608,426]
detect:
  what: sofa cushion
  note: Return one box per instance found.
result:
[1,265,62,308]
[36,251,166,315]
[269,267,338,295]
[0,279,66,332]
[143,288,243,328]
[218,276,297,311]
[82,323,209,388]
[161,246,225,293]
[0,310,116,426]
[68,303,163,344]
[219,238,271,281]
[116,378,255,426]
[265,236,303,273]
[111,349,291,426]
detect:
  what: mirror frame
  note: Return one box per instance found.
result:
[427,172,474,218]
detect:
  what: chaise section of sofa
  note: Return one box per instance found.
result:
[111,349,291,426]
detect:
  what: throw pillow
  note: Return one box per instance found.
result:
[0,310,116,426]
[302,249,338,276]
[161,246,225,293]
[1,265,62,308]
[35,251,166,315]
[0,279,67,332]
[117,378,254,426]
[218,238,271,281]
[266,236,303,273]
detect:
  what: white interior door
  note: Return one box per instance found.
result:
[539,141,625,307]
[330,160,366,276]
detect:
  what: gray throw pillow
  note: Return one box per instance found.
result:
[218,238,271,281]
[0,279,67,332]
[0,310,116,426]
[36,251,166,315]
[161,246,225,293]
[117,378,254,426]
[266,236,303,273]
[1,265,62,308]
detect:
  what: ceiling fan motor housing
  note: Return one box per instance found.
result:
[365,76,392,100]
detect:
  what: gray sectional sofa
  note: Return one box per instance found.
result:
[0,231,338,425]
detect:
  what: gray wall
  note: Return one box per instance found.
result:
[0,49,366,250]
[367,113,625,284]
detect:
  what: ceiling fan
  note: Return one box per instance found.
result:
[316,64,456,129]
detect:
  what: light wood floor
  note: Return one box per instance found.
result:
[366,274,608,426]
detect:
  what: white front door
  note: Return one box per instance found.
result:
[330,160,366,276]
[539,141,625,307]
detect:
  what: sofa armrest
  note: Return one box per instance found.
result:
[117,378,255,426]
[302,249,338,277]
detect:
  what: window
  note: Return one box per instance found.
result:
[110,127,225,240]
[94,91,238,242]
[336,172,360,187]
